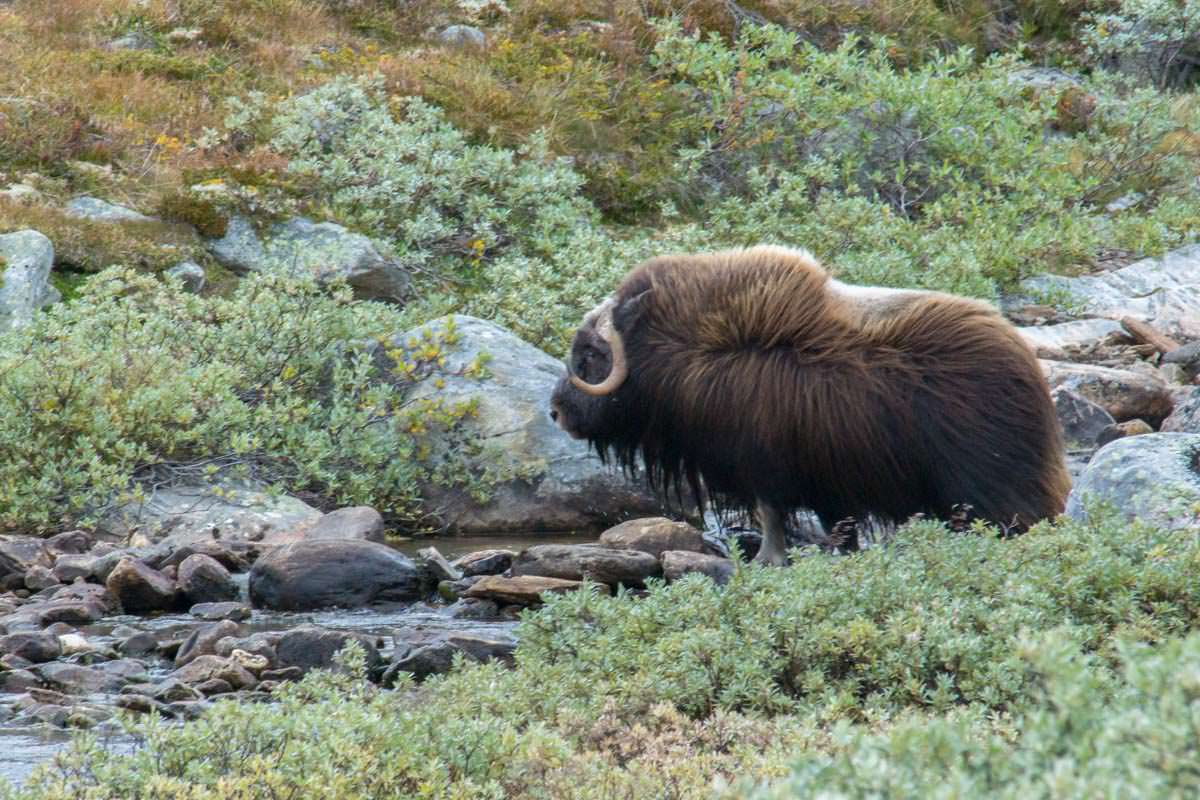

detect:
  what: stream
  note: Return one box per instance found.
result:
[0,532,598,788]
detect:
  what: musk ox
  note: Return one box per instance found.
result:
[549,245,1070,565]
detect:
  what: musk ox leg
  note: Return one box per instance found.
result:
[753,500,789,566]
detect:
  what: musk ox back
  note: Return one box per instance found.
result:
[549,246,1070,564]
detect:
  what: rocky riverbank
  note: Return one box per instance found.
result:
[0,514,749,783]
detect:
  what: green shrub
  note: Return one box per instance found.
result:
[228,76,596,277]
[744,630,1200,799]
[1083,0,1200,90]
[0,268,492,532]
[9,512,1200,798]
[650,22,1200,296]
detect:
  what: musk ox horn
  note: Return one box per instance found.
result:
[570,304,628,396]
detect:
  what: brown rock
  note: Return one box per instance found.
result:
[170,655,257,690]
[106,558,179,613]
[52,554,98,583]
[177,554,239,605]
[1042,360,1174,424]
[0,631,61,663]
[462,575,604,606]
[599,517,705,558]
[175,620,242,667]
[511,544,661,587]
[23,565,59,592]
[452,549,515,577]
[193,678,235,696]
[1096,418,1156,448]
[45,531,93,555]
[270,506,386,545]
[0,538,52,581]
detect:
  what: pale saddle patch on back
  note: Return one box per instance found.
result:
[828,280,940,320]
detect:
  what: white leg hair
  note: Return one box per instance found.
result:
[753,499,789,566]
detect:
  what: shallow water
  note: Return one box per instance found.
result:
[0,531,593,787]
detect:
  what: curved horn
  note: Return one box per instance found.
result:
[570,307,628,397]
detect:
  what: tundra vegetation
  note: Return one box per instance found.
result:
[0,0,1199,796]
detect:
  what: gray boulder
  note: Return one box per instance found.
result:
[386,622,517,682]
[0,230,60,331]
[661,551,735,585]
[1052,387,1116,451]
[438,25,485,47]
[208,215,410,302]
[1162,387,1200,433]
[248,539,426,610]
[65,196,154,223]
[274,625,382,675]
[104,31,155,51]
[1016,319,1123,360]
[1018,244,1200,340]
[1066,433,1200,533]
[207,215,264,273]
[276,505,385,544]
[0,632,61,663]
[0,537,52,581]
[35,663,126,694]
[371,315,677,532]
[511,544,661,588]
[97,477,321,545]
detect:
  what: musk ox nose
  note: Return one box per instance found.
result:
[549,409,559,422]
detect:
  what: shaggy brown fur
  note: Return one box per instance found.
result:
[550,246,1070,553]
